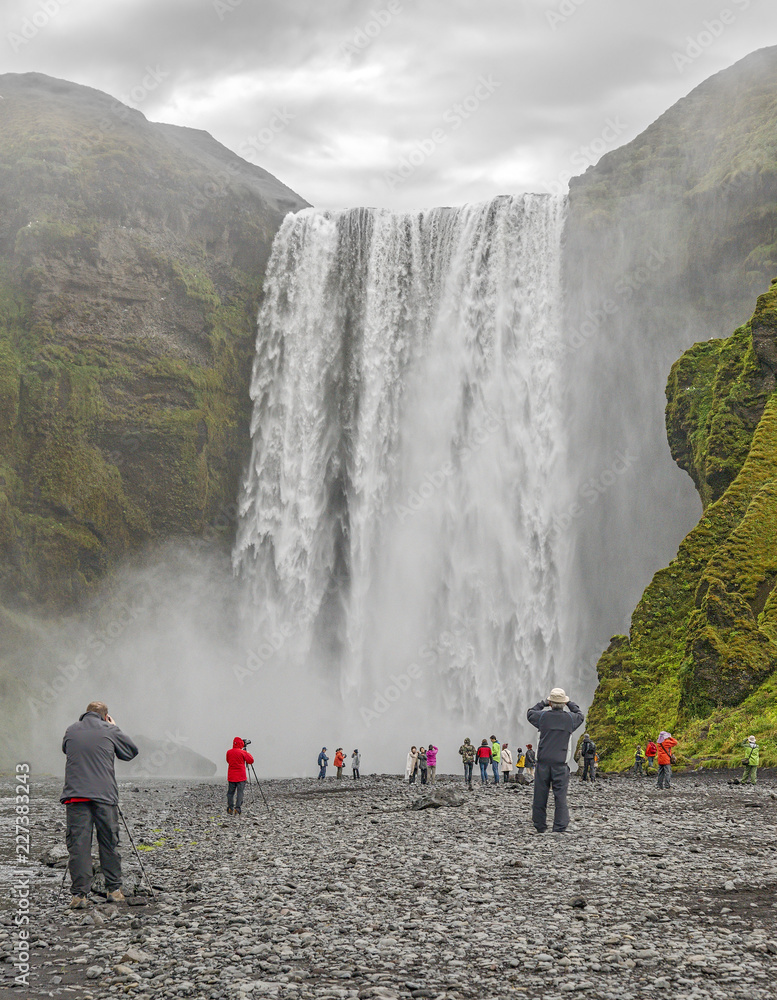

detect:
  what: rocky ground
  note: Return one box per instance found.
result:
[1,770,776,1000]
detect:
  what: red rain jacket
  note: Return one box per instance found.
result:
[333,751,345,768]
[476,745,492,761]
[656,737,677,766]
[226,738,254,782]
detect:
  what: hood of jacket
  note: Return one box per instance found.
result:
[233,737,244,749]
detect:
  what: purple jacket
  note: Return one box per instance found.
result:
[426,745,438,767]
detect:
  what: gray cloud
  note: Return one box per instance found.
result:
[2,0,776,208]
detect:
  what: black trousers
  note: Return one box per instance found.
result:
[66,801,122,897]
[227,781,246,810]
[532,762,570,832]
[582,758,596,782]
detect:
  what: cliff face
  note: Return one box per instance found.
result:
[0,73,308,610]
[563,45,777,711]
[587,280,777,768]
[568,45,777,333]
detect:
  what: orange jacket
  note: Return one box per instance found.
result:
[333,751,345,767]
[656,737,677,765]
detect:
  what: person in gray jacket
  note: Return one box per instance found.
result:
[60,701,138,908]
[526,688,584,833]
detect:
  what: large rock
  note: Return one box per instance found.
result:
[121,734,218,777]
[409,786,467,810]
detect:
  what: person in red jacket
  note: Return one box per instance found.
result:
[333,748,345,779]
[655,731,678,790]
[476,739,492,785]
[645,739,658,772]
[226,737,254,815]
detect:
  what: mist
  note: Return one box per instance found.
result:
[9,537,550,781]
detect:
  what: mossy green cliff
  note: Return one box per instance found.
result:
[0,73,308,609]
[587,281,777,769]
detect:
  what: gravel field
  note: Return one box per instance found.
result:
[1,770,776,1000]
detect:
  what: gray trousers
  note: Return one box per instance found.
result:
[532,762,570,832]
[227,781,246,810]
[66,801,122,897]
[656,763,672,788]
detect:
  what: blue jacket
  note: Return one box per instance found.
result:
[526,701,584,764]
[318,751,329,767]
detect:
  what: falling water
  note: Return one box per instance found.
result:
[234,194,568,729]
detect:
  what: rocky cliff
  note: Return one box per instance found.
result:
[0,72,308,613]
[563,46,777,732]
[588,280,777,768]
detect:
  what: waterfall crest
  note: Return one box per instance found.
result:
[234,194,568,727]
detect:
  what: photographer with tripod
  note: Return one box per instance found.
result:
[61,701,138,909]
[226,737,254,816]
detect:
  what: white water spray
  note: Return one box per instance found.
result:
[234,194,568,731]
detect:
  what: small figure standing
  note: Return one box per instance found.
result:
[656,731,678,790]
[500,742,513,784]
[406,746,419,783]
[61,701,139,909]
[226,737,254,816]
[741,736,759,785]
[526,688,584,833]
[351,749,361,779]
[333,748,345,779]
[459,738,475,787]
[579,733,597,783]
[476,739,492,785]
[426,743,438,783]
[634,744,646,776]
[317,747,329,779]
[524,744,535,780]
[515,747,525,781]
[418,747,428,785]
[490,736,501,785]
[645,739,658,772]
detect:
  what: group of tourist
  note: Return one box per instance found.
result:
[317,747,361,779]
[632,734,677,782]
[404,744,439,783]
[455,736,536,786]
[55,693,766,915]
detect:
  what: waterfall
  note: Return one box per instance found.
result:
[234,194,568,729]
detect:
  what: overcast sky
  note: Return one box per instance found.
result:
[3,0,777,210]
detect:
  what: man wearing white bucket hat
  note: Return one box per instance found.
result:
[526,688,584,833]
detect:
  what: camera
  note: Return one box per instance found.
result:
[242,738,252,747]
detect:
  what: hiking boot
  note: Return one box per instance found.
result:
[227,807,234,814]
[69,895,89,909]
[235,807,241,816]
[105,889,125,903]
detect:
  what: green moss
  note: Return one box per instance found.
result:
[171,261,221,309]
[590,280,777,770]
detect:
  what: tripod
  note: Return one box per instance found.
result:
[245,760,272,815]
